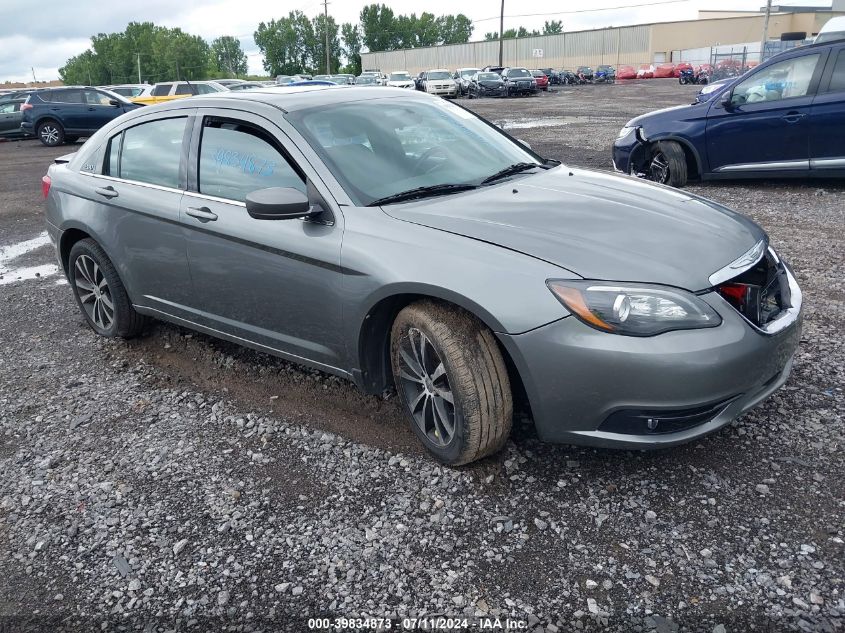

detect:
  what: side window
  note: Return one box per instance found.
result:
[827,49,845,92]
[0,102,19,113]
[104,133,122,176]
[53,89,84,104]
[732,54,820,105]
[198,118,305,203]
[85,90,112,106]
[151,84,171,97]
[119,118,186,188]
[175,83,194,95]
[194,83,217,95]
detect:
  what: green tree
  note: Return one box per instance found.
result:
[360,4,398,52]
[254,11,315,76]
[543,20,563,35]
[311,14,342,74]
[211,36,248,76]
[59,22,212,85]
[437,14,473,45]
[341,22,362,75]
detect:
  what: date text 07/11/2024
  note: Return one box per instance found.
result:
[307,616,530,630]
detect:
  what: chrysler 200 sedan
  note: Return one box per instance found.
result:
[43,86,802,465]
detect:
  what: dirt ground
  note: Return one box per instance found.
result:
[0,80,843,632]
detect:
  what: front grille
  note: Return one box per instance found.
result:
[717,249,790,328]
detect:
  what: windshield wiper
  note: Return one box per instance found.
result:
[480,162,544,185]
[366,183,478,207]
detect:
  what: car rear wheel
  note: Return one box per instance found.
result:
[390,301,513,465]
[647,141,688,187]
[68,239,147,338]
[37,120,64,147]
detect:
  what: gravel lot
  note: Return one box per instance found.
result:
[0,80,843,632]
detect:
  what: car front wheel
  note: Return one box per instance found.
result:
[647,141,688,187]
[37,120,64,147]
[390,301,513,465]
[68,239,147,338]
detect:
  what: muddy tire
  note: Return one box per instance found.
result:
[68,238,147,338]
[647,140,688,187]
[390,301,513,465]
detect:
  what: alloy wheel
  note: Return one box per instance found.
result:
[649,151,670,183]
[40,125,59,145]
[74,254,114,330]
[397,327,456,447]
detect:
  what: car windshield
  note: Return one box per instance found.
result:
[460,69,479,78]
[356,76,378,84]
[531,71,544,77]
[390,73,411,80]
[508,69,531,78]
[478,73,500,81]
[427,71,450,80]
[287,98,540,206]
[598,66,613,71]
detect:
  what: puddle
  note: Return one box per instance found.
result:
[0,231,60,286]
[497,116,578,129]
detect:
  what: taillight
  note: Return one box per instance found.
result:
[41,175,51,198]
[20,102,33,111]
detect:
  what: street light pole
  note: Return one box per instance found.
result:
[761,0,773,62]
[498,0,504,67]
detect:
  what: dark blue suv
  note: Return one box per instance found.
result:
[613,37,845,187]
[21,87,141,147]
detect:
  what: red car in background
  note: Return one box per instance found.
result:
[653,63,676,78]
[637,64,654,78]
[673,62,693,77]
[531,70,549,91]
[616,65,637,79]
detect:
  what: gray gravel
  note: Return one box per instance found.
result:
[0,80,843,631]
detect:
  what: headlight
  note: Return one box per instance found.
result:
[617,125,637,140]
[547,280,722,336]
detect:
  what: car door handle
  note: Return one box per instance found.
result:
[94,186,118,199]
[186,206,218,222]
[782,111,806,123]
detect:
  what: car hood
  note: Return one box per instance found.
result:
[381,167,765,291]
[624,103,698,127]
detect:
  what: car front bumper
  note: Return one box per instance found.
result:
[427,87,457,96]
[498,268,803,449]
[612,129,647,174]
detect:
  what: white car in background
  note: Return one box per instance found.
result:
[105,84,151,99]
[422,69,458,97]
[386,71,415,89]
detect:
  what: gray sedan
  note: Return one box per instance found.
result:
[43,86,802,465]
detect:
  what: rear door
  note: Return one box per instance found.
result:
[179,109,346,370]
[810,45,845,170]
[80,111,195,315]
[0,100,22,135]
[48,89,88,131]
[705,51,826,173]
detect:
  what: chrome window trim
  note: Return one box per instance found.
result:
[708,239,766,286]
[182,190,246,208]
[79,171,185,195]
[810,157,845,169]
[714,160,809,172]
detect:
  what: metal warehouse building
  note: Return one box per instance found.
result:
[360,3,845,73]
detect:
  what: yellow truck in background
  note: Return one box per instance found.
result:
[130,81,229,105]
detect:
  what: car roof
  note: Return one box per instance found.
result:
[136,85,437,114]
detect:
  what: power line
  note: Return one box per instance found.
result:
[474,0,694,24]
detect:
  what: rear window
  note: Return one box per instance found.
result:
[51,89,85,104]
[151,84,172,97]
[117,117,187,188]
[828,49,845,92]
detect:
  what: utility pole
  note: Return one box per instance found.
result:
[31,67,37,84]
[498,0,505,67]
[323,0,331,74]
[760,0,773,63]
[137,52,142,83]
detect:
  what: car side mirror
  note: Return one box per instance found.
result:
[245,187,313,220]
[109,99,121,106]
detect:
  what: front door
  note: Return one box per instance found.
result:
[810,46,845,170]
[0,100,22,135]
[706,52,824,173]
[180,111,346,372]
[82,89,123,132]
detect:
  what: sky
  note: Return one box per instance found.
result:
[0,0,827,82]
